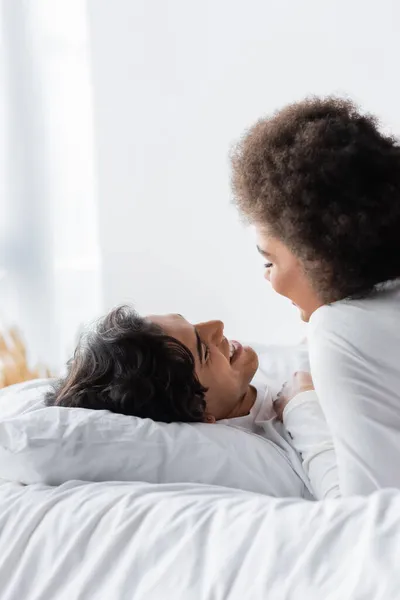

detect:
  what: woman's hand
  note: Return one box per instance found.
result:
[274,371,314,421]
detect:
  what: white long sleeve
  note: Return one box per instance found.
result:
[308,284,400,496]
[282,390,340,499]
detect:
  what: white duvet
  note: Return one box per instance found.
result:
[1,477,399,600]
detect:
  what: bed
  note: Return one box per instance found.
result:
[1,344,399,599]
[1,478,399,599]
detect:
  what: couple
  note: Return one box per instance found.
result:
[48,97,400,498]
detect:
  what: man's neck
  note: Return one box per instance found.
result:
[226,385,257,419]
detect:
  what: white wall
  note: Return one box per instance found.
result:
[87,0,400,345]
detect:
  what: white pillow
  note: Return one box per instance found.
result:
[0,344,309,495]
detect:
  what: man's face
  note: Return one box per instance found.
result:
[148,314,259,421]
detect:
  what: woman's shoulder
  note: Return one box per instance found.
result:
[311,280,400,326]
[308,281,400,354]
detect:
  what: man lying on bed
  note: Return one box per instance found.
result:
[46,305,339,499]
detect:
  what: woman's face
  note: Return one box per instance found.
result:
[255,227,323,321]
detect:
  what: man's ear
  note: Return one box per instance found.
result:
[204,413,216,424]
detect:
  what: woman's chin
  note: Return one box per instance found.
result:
[292,302,310,323]
[299,309,310,323]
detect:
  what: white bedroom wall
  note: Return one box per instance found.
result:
[86,0,400,345]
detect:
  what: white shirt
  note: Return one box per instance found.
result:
[221,351,340,500]
[308,281,400,496]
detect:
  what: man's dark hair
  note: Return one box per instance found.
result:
[46,306,207,423]
[231,96,400,302]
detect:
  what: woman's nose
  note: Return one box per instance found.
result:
[196,320,224,344]
[264,268,271,282]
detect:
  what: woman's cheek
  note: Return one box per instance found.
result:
[269,271,287,298]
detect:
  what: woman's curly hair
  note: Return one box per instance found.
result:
[46,306,207,423]
[231,96,400,302]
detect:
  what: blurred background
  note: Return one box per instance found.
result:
[1,0,399,373]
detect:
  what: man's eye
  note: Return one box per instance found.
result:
[203,344,210,362]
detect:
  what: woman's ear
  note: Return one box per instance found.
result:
[204,413,216,424]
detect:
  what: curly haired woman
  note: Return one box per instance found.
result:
[232,97,400,496]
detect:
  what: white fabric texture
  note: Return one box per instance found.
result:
[0,344,315,498]
[308,281,400,496]
[0,478,400,600]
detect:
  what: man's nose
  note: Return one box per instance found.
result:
[196,320,225,344]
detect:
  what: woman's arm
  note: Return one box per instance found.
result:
[282,391,340,499]
[275,375,340,500]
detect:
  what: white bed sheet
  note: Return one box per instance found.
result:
[0,478,399,600]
